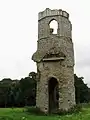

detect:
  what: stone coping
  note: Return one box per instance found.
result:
[38,8,69,20]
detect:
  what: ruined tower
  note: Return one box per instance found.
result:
[32,8,76,113]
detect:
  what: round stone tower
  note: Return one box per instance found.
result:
[32,8,76,113]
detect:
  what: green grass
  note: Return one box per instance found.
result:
[0,107,90,120]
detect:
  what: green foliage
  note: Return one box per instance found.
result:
[74,74,90,104]
[18,75,36,106]
[0,72,37,107]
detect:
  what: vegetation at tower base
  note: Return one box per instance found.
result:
[25,104,82,115]
[0,73,89,108]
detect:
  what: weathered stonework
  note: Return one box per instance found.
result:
[32,8,76,113]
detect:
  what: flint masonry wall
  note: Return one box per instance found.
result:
[32,8,76,113]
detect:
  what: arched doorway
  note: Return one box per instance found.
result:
[48,77,59,113]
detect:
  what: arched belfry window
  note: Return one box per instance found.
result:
[49,20,58,34]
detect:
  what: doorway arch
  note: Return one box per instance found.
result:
[48,77,59,112]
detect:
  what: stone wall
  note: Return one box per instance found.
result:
[36,62,75,112]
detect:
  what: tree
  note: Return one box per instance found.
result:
[74,74,89,104]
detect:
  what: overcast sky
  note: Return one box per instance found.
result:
[0,0,90,86]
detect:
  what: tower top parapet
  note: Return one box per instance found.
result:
[38,8,69,20]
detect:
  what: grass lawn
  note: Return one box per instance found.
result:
[0,107,90,120]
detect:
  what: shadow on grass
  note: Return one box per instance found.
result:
[0,116,13,120]
[25,106,47,116]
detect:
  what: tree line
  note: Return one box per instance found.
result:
[0,72,89,107]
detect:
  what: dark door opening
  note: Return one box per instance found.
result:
[48,77,59,113]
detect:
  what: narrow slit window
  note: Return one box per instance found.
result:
[49,20,58,34]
